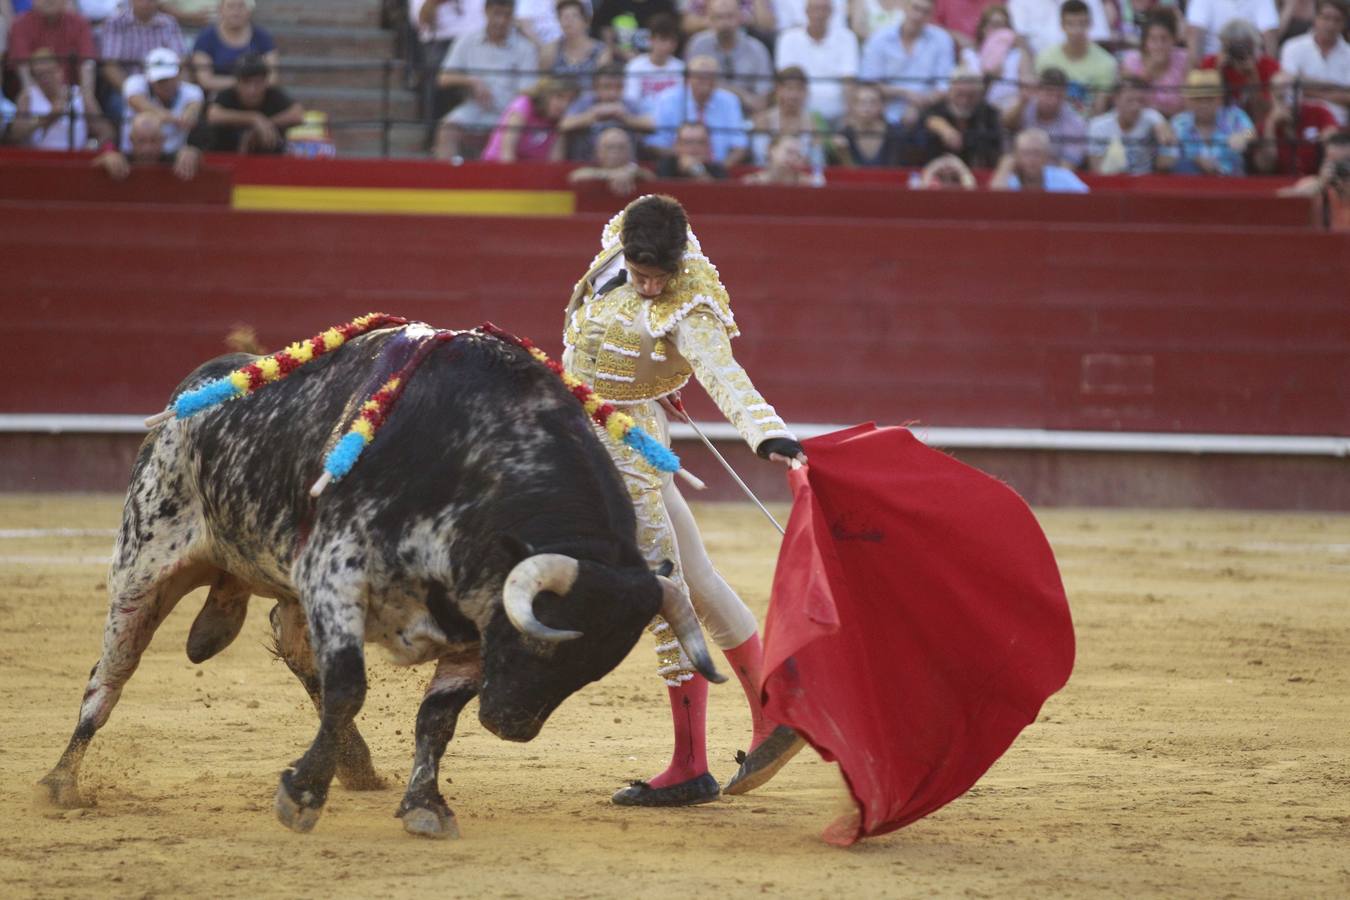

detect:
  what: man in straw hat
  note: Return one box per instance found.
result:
[1169,67,1256,175]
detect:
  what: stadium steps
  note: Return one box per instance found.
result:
[282,56,401,91]
[263,16,428,158]
[288,84,415,126]
[255,0,382,29]
[326,123,438,158]
[269,24,395,61]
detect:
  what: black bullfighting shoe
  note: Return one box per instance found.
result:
[722,726,807,796]
[611,773,721,807]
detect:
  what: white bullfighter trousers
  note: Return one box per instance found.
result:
[597,401,758,685]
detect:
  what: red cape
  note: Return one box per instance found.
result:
[761,424,1075,845]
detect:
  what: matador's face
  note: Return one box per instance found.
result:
[626,259,675,300]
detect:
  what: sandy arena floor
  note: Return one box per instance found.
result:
[1,494,1347,898]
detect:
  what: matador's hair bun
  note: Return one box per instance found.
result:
[621,194,689,275]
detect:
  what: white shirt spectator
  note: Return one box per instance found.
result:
[624,54,685,114]
[1009,0,1112,55]
[1185,0,1278,57]
[855,0,905,40]
[772,0,850,32]
[78,0,122,22]
[24,84,87,151]
[1088,105,1176,173]
[440,24,539,119]
[860,22,955,124]
[121,73,204,153]
[685,27,775,106]
[776,23,860,123]
[1279,31,1350,121]
[515,0,566,45]
[412,0,487,43]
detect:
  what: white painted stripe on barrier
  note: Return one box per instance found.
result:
[0,414,152,433]
[667,423,1350,457]
[0,528,118,539]
[1,414,1347,458]
[0,555,111,566]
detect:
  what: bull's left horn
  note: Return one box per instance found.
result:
[503,554,583,642]
[658,576,727,684]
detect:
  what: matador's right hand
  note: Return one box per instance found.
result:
[757,437,807,467]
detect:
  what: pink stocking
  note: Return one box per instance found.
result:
[723,634,774,751]
[647,675,709,789]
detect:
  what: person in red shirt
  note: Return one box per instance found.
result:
[1252,94,1342,174]
[933,0,1000,46]
[7,0,103,121]
[1199,18,1280,125]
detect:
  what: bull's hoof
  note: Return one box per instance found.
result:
[400,806,460,839]
[396,795,459,839]
[275,771,324,834]
[37,771,91,809]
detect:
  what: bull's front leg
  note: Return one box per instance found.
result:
[269,601,385,790]
[275,556,370,834]
[396,650,482,839]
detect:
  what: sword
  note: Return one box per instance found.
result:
[665,397,792,536]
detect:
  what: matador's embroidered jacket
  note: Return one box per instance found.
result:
[562,209,793,454]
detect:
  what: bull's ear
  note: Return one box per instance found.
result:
[497,532,536,565]
[654,560,675,578]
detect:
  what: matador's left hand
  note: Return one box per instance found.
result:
[657,392,684,419]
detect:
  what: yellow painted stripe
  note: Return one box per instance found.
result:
[231,186,575,217]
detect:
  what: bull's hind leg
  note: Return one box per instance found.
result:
[396,650,482,838]
[269,600,385,790]
[274,548,370,833]
[40,560,215,807]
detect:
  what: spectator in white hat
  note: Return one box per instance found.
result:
[121,47,204,155]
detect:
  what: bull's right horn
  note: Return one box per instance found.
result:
[503,554,584,642]
[657,576,727,684]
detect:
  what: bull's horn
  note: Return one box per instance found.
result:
[657,576,727,684]
[503,554,583,642]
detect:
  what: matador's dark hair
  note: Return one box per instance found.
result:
[621,195,688,275]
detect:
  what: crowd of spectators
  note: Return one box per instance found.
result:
[0,0,303,177]
[409,0,1350,185]
[0,0,1344,190]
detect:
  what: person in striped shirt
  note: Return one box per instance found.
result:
[98,0,186,128]
[98,0,186,90]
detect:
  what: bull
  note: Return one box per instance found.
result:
[39,325,723,837]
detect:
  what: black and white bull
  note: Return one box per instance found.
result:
[39,327,722,837]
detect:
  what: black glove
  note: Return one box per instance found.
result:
[756,437,804,461]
